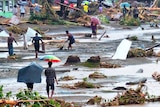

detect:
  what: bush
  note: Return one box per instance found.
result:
[120,16,141,26]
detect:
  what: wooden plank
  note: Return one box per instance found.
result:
[145,43,160,51]
[98,30,106,40]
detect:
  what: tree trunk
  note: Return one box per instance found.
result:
[60,0,65,16]
[150,0,158,8]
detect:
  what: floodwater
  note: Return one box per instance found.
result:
[1,24,160,106]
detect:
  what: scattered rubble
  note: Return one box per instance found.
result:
[89,71,107,79]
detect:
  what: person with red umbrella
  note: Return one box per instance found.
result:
[45,61,58,98]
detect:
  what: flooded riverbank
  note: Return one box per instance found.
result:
[1,23,160,106]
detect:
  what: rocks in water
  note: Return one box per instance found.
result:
[100,62,121,68]
[87,56,100,63]
[126,78,147,85]
[136,68,143,73]
[65,55,80,65]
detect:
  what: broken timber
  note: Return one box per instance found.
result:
[145,43,160,51]
[98,30,107,40]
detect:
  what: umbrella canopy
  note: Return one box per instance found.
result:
[82,0,89,5]
[120,2,131,8]
[40,55,61,62]
[17,62,43,83]
[91,17,101,25]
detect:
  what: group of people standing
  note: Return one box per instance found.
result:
[122,5,139,19]
[12,4,26,18]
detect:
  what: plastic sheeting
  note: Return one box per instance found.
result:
[112,39,132,60]
[25,27,42,41]
[9,15,20,25]
[0,30,9,37]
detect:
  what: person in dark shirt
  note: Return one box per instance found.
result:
[45,61,58,98]
[32,33,43,58]
[66,30,75,50]
[7,33,18,56]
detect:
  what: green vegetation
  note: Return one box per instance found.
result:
[81,62,100,68]
[119,17,141,26]
[98,14,110,24]
[129,36,138,41]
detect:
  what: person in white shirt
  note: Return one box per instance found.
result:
[12,5,18,16]
[20,5,26,17]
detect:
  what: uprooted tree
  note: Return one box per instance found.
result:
[29,0,60,24]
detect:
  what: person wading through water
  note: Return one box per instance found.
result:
[65,30,75,50]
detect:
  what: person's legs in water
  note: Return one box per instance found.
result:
[34,44,39,58]
[50,84,55,98]
[8,45,13,56]
[68,43,72,50]
[26,83,34,91]
[46,84,50,98]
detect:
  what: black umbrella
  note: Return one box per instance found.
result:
[17,62,43,83]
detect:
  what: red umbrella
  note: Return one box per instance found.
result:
[91,17,101,25]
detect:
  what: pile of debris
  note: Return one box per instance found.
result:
[127,48,154,58]
[89,72,107,79]
[103,84,146,106]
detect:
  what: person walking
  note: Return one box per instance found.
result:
[65,30,75,50]
[133,6,139,19]
[12,5,18,16]
[98,3,103,13]
[45,61,58,98]
[20,5,26,18]
[32,33,43,58]
[122,5,128,18]
[7,33,18,56]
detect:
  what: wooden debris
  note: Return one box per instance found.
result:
[103,83,146,106]
[89,72,107,79]
[59,76,75,81]
[100,62,121,68]
[127,48,154,58]
[87,96,103,105]
[152,71,160,81]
